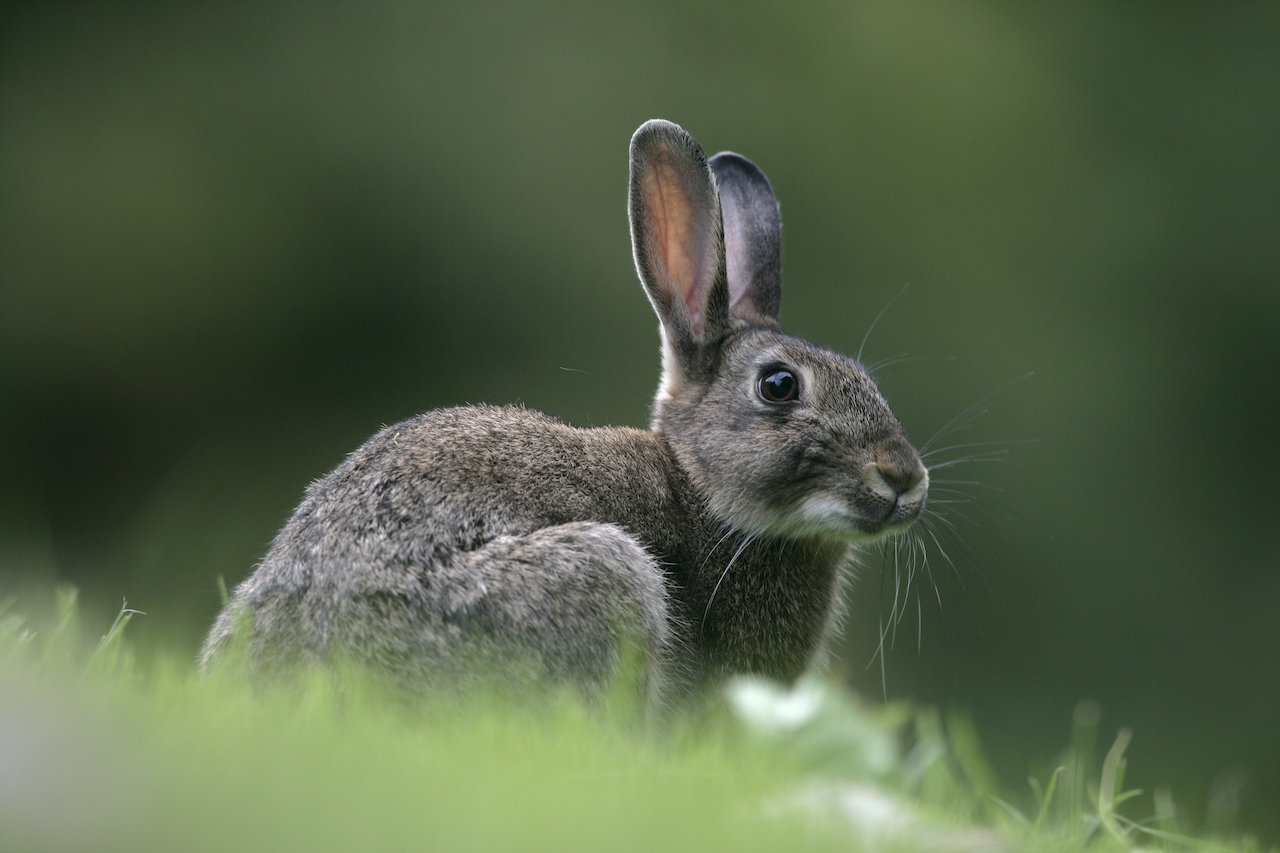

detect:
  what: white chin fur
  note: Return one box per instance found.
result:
[711,491,883,543]
[729,493,872,542]
[785,493,888,543]
[797,493,852,528]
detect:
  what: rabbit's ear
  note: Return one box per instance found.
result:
[709,152,781,328]
[629,120,732,363]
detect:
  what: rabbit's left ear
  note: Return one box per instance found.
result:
[709,151,781,328]
[629,120,732,355]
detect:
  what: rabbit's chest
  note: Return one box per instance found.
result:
[665,536,849,686]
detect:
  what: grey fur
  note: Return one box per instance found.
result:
[201,119,928,712]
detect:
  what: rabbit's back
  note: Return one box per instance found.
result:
[282,404,682,554]
[203,405,689,698]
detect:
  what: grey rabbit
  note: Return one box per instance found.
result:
[201,119,928,711]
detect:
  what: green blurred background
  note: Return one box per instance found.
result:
[2,1,1276,839]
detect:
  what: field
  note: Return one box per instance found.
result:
[1,587,1268,853]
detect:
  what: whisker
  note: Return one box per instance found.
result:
[920,371,1035,454]
[881,543,899,648]
[955,491,1053,540]
[699,528,739,574]
[928,486,1009,517]
[918,531,946,624]
[925,512,984,565]
[861,376,1033,698]
[925,453,1014,472]
[867,353,958,374]
[874,581,898,696]
[876,613,889,700]
[928,501,983,529]
[921,438,1039,460]
[867,351,910,372]
[701,534,754,634]
[921,409,989,455]
[868,548,895,694]
[928,478,1000,488]
[930,474,1035,530]
[857,283,911,364]
[916,594,923,653]
[923,508,964,536]
[926,483,987,494]
[922,522,963,588]
[929,489,997,504]
[893,537,911,642]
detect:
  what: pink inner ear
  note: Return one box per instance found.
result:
[720,202,748,317]
[642,160,706,335]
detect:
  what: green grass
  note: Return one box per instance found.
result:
[0,588,1271,853]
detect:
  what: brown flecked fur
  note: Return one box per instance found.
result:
[201,120,928,713]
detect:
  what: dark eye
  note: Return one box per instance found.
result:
[757,368,800,404]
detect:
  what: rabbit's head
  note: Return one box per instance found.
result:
[629,120,927,543]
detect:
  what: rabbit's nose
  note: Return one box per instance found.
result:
[863,458,928,525]
[870,455,931,494]
[874,459,926,497]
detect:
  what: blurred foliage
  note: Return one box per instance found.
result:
[3,590,1272,852]
[1,1,1276,841]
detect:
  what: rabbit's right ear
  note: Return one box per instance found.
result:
[629,120,732,384]
[708,151,782,328]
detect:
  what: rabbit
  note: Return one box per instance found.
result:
[200,119,928,712]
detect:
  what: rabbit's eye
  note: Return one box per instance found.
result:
[757,369,800,404]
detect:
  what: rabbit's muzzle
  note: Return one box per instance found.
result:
[789,449,927,542]
[861,457,929,529]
